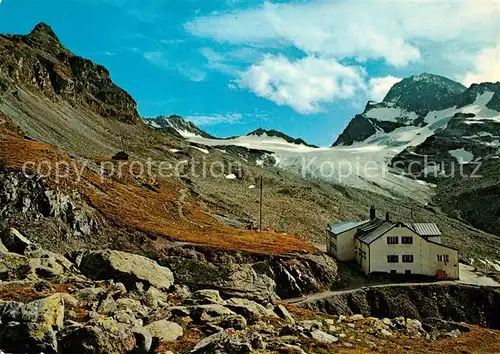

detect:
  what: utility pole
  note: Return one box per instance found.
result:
[259,176,263,231]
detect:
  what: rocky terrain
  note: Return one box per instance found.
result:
[1,23,500,353]
[1,228,500,354]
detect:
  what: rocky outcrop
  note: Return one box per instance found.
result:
[0,168,98,243]
[0,23,141,124]
[162,247,339,303]
[77,250,175,291]
[246,128,318,148]
[300,283,500,329]
[332,115,377,146]
[145,115,216,139]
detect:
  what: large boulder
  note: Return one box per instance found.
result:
[0,293,77,353]
[0,228,32,254]
[167,255,277,303]
[187,329,261,354]
[25,245,78,279]
[0,252,30,280]
[59,320,136,354]
[191,289,225,305]
[0,322,58,353]
[190,304,237,322]
[144,320,183,342]
[225,298,278,322]
[310,330,339,343]
[0,293,74,329]
[78,250,174,291]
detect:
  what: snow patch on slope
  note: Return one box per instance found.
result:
[365,106,418,123]
[449,148,474,163]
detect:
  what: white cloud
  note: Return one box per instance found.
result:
[462,46,500,87]
[368,76,402,102]
[186,0,499,68]
[236,55,366,114]
[186,113,243,126]
[178,66,207,82]
[144,51,168,67]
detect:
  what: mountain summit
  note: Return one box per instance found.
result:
[383,73,467,114]
[28,22,60,41]
[247,128,318,148]
[0,23,140,125]
[334,73,471,146]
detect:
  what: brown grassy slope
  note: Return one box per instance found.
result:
[0,128,316,255]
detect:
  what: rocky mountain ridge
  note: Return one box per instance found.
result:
[0,22,141,125]
[145,116,317,148]
[246,128,318,148]
[145,115,216,139]
[334,75,499,147]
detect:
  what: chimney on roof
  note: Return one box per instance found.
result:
[370,206,376,220]
[385,212,390,222]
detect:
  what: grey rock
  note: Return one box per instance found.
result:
[405,318,424,334]
[0,252,30,281]
[380,328,393,337]
[97,295,117,315]
[187,329,254,354]
[170,284,192,302]
[144,320,183,342]
[0,293,73,329]
[190,304,237,322]
[347,314,364,322]
[225,298,278,322]
[131,326,153,353]
[25,244,77,278]
[116,298,150,318]
[275,304,295,324]
[79,250,174,291]
[0,238,8,253]
[0,322,58,353]
[170,256,277,303]
[114,309,142,326]
[0,228,32,254]
[59,322,136,354]
[422,318,470,334]
[143,286,169,308]
[298,320,322,331]
[209,314,247,330]
[192,289,225,305]
[310,330,339,343]
[441,329,461,338]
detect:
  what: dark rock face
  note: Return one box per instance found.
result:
[302,284,500,329]
[0,23,140,124]
[333,115,376,146]
[383,73,466,115]
[0,168,98,243]
[162,247,339,304]
[145,115,216,139]
[456,82,500,109]
[435,159,500,236]
[247,128,318,148]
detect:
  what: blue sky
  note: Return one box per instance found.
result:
[0,0,498,146]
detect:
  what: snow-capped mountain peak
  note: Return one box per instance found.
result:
[144,115,215,139]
